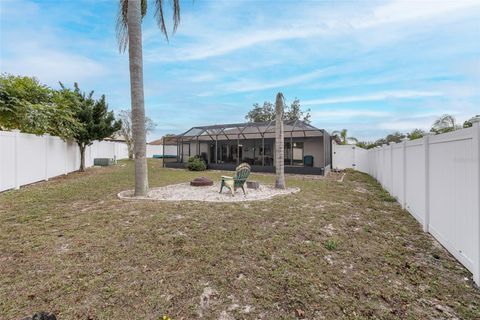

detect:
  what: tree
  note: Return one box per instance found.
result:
[385,131,406,144]
[116,0,181,197]
[356,141,377,149]
[431,114,461,134]
[118,109,156,159]
[463,116,479,128]
[407,128,425,140]
[245,102,275,122]
[284,98,311,124]
[275,93,285,189]
[61,83,121,172]
[246,98,311,123]
[0,74,80,139]
[332,129,357,145]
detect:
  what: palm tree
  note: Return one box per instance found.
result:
[332,129,358,145]
[431,114,460,134]
[275,92,285,189]
[116,0,180,196]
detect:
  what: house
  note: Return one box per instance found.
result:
[147,136,178,159]
[105,132,127,143]
[164,120,332,175]
[148,136,178,146]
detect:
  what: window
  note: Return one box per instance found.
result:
[285,142,304,166]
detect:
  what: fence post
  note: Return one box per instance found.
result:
[423,132,434,233]
[64,141,69,175]
[389,142,394,193]
[44,135,49,181]
[469,116,480,285]
[401,138,408,209]
[14,131,20,190]
[382,144,388,188]
[352,145,356,169]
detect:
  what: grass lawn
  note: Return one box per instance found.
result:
[1,159,479,319]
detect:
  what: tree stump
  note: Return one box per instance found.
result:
[190,177,214,187]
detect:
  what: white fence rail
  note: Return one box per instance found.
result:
[0,131,129,192]
[333,121,480,285]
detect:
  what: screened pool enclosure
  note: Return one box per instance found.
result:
[163,120,332,175]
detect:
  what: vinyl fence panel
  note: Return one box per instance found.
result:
[332,144,355,170]
[0,131,129,192]
[428,128,477,274]
[146,144,178,158]
[392,143,404,205]
[0,131,16,191]
[405,140,426,225]
[355,147,369,173]
[332,122,480,285]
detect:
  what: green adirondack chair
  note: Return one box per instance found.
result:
[219,163,251,196]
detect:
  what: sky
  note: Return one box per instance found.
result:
[1,0,479,142]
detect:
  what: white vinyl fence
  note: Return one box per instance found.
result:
[0,131,129,192]
[332,143,370,173]
[333,120,480,285]
[146,144,178,158]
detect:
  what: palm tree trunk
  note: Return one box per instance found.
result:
[275,93,285,189]
[127,0,148,196]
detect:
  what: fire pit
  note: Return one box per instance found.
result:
[190,177,214,187]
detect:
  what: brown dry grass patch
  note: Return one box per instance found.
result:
[0,161,478,319]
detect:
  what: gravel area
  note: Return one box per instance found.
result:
[118,182,300,202]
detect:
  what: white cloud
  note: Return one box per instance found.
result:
[221,68,328,94]
[311,109,390,118]
[2,50,107,85]
[144,0,480,62]
[303,90,444,106]
[361,0,480,27]
[144,27,321,62]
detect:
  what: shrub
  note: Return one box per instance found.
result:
[187,156,206,171]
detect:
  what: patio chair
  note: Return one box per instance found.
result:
[219,163,251,196]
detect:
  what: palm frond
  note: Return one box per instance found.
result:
[154,0,181,41]
[116,0,148,53]
[116,0,129,53]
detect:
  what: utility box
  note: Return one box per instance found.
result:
[94,158,114,166]
[303,155,314,167]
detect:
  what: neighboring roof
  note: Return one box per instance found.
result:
[148,136,178,145]
[171,120,327,141]
[105,132,127,142]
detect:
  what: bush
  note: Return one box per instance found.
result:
[187,156,206,171]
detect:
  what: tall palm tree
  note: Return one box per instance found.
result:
[275,92,285,189]
[431,114,460,134]
[116,0,180,196]
[332,129,358,145]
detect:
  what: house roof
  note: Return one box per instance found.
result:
[171,120,327,141]
[105,132,127,142]
[148,136,178,145]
